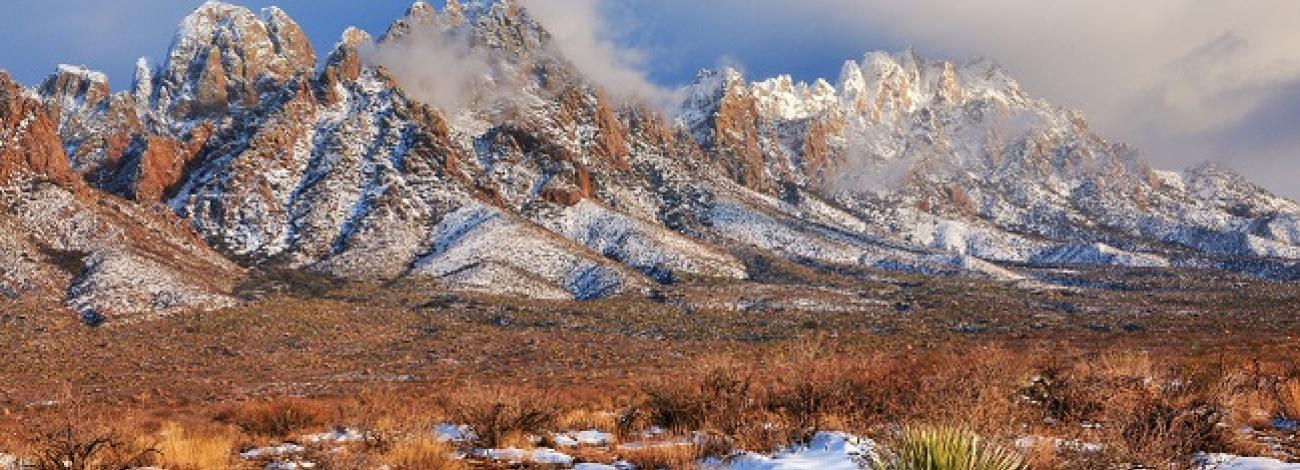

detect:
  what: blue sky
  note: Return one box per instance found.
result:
[1,0,1297,199]
[0,0,893,90]
[0,1,416,87]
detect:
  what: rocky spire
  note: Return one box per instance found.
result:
[318,27,373,105]
[132,57,154,106]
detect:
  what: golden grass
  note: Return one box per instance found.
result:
[1280,379,1300,420]
[557,408,618,433]
[617,443,702,470]
[378,435,467,470]
[148,422,237,470]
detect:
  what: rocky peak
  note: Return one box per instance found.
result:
[464,0,548,57]
[0,71,76,187]
[35,65,144,180]
[262,7,316,74]
[39,65,112,114]
[676,67,769,191]
[322,27,373,87]
[437,0,464,26]
[381,2,442,43]
[155,1,316,120]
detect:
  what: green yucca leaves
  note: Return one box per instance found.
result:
[870,426,1027,470]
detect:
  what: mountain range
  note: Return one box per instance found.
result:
[3,0,1298,323]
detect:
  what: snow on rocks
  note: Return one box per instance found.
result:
[1198,453,1300,470]
[550,200,748,283]
[301,427,365,443]
[574,464,626,470]
[1014,435,1104,454]
[265,462,317,470]
[240,443,306,459]
[435,423,475,442]
[474,447,575,465]
[412,204,647,300]
[0,453,26,470]
[1032,243,1169,268]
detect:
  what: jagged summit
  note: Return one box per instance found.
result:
[154,0,316,119]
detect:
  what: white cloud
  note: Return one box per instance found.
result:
[606,0,1300,198]
[517,0,676,107]
[361,24,495,113]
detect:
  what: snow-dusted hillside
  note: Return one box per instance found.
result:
[2,0,1298,321]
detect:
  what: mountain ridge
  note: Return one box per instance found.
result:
[2,1,1297,323]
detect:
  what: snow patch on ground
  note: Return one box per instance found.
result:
[554,429,614,447]
[704,432,875,470]
[474,447,575,465]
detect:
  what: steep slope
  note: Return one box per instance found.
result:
[1,71,240,323]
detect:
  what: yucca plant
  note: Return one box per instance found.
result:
[870,426,1026,470]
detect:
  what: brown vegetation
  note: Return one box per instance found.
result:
[1,271,1298,468]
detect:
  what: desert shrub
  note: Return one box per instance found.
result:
[641,365,756,436]
[898,349,1035,437]
[340,389,443,452]
[766,367,847,438]
[217,398,325,439]
[450,386,556,449]
[1102,389,1229,466]
[1021,366,1103,424]
[869,426,1025,470]
[148,421,236,470]
[24,420,157,470]
[378,435,466,470]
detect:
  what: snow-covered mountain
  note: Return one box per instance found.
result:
[2,1,1297,322]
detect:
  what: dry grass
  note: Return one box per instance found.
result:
[377,435,467,470]
[1280,378,1300,420]
[617,443,702,470]
[147,422,237,470]
[556,408,618,433]
[2,324,1297,469]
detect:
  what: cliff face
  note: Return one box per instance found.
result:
[0,72,76,187]
[2,1,1298,322]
